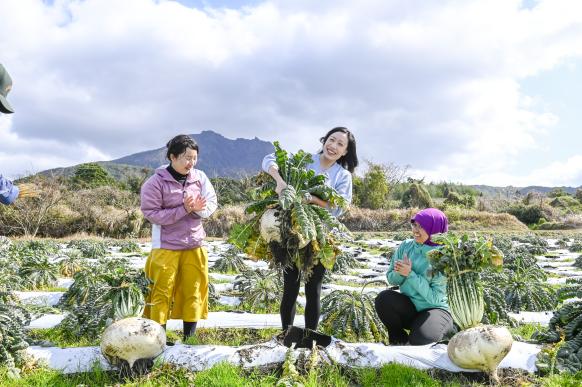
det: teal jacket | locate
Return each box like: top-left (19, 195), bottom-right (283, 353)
top-left (386, 239), bottom-right (449, 312)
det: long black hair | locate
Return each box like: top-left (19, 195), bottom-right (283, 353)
top-left (166, 134), bottom-right (199, 161)
top-left (319, 127), bottom-right (358, 173)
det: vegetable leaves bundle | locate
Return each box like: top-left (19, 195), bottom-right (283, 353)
top-left (230, 142), bottom-right (349, 278)
top-left (428, 233), bottom-right (503, 330)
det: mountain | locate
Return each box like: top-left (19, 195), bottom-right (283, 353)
top-left (111, 130), bottom-right (273, 178)
top-left (41, 130), bottom-right (274, 179)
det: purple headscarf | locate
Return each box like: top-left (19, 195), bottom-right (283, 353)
top-left (411, 208), bottom-right (448, 246)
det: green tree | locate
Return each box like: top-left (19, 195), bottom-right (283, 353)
top-left (360, 163), bottom-right (390, 209)
top-left (351, 175), bottom-right (363, 207)
top-left (353, 161), bottom-right (408, 209)
top-left (576, 188), bottom-right (582, 203)
top-left (71, 163), bottom-right (114, 188)
top-left (444, 191), bottom-right (475, 208)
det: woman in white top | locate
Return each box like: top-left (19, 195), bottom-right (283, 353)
top-left (262, 127), bottom-right (359, 331)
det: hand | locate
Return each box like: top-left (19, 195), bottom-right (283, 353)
top-left (275, 180), bottom-right (288, 195)
top-left (302, 192), bottom-right (313, 204)
top-left (17, 183), bottom-right (40, 199)
top-left (184, 194), bottom-right (206, 213)
top-left (394, 255), bottom-right (412, 277)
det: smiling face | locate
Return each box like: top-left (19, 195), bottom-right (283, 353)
top-left (321, 131), bottom-right (349, 163)
top-left (170, 148), bottom-right (197, 175)
top-left (411, 221), bottom-right (429, 244)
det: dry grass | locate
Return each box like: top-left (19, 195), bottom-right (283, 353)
top-left (342, 206), bottom-right (528, 232)
top-left (204, 205), bottom-right (247, 237)
top-left (341, 207), bottom-right (416, 231)
top-left (444, 207), bottom-right (528, 231)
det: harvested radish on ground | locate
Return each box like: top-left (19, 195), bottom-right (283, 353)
top-left (100, 317), bottom-right (165, 370)
top-left (447, 325), bottom-right (513, 383)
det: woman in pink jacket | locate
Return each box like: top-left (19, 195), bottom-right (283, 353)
top-left (140, 134), bottom-right (217, 341)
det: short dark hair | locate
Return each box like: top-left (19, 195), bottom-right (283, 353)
top-left (166, 134), bottom-right (199, 161)
top-left (319, 127), bottom-right (358, 173)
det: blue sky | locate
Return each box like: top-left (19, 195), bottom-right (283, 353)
top-left (519, 60), bottom-right (582, 170)
top-left (1, 0), bottom-right (582, 187)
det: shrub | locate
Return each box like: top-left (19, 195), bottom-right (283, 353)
top-left (443, 191), bottom-right (476, 209)
top-left (401, 180), bottom-right (433, 209)
top-left (505, 203), bottom-right (555, 225)
top-left (70, 163), bottom-right (114, 188)
top-left (550, 195), bottom-right (581, 210)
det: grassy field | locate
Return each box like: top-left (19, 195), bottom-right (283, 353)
top-left (3, 361), bottom-right (582, 386)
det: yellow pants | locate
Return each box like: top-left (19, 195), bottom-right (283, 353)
top-left (143, 247), bottom-right (209, 324)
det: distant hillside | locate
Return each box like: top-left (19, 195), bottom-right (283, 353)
top-left (471, 185), bottom-right (580, 197)
top-left (41, 162), bottom-right (152, 181)
top-left (41, 130), bottom-right (274, 179)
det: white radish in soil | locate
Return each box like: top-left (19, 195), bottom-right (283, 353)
top-left (100, 317), bottom-right (166, 368)
top-left (447, 325), bottom-right (513, 383)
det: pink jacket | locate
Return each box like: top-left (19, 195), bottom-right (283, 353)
top-left (140, 167), bottom-right (217, 250)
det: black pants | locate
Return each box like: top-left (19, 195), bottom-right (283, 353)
top-left (374, 290), bottom-right (454, 345)
top-left (280, 263), bottom-right (326, 331)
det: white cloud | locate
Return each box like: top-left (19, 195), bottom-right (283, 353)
top-left (519, 155), bottom-right (582, 187)
top-left (0, 0), bottom-right (581, 185)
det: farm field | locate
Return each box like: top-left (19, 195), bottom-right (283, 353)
top-left (2, 231), bottom-right (582, 386)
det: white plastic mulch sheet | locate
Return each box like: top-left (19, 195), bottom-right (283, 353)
top-left (27, 346), bottom-right (112, 374)
top-left (508, 311), bottom-right (554, 325)
top-left (26, 339), bottom-right (540, 375)
top-left (15, 291), bottom-right (64, 307)
top-left (325, 340), bottom-right (540, 373)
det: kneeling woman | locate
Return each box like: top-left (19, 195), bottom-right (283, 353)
top-left (375, 208), bottom-right (454, 345)
top-left (140, 135), bottom-right (217, 341)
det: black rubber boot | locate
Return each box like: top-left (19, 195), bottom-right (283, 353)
top-left (283, 326), bottom-right (305, 348)
top-left (183, 321), bottom-right (198, 341)
top-left (283, 326), bottom-right (332, 348)
top-left (302, 328), bottom-right (332, 348)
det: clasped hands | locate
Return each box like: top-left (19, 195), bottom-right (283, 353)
top-left (394, 255), bottom-right (412, 277)
top-left (184, 194), bottom-right (206, 213)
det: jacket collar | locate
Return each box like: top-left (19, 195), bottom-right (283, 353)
top-left (155, 165), bottom-right (200, 183)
